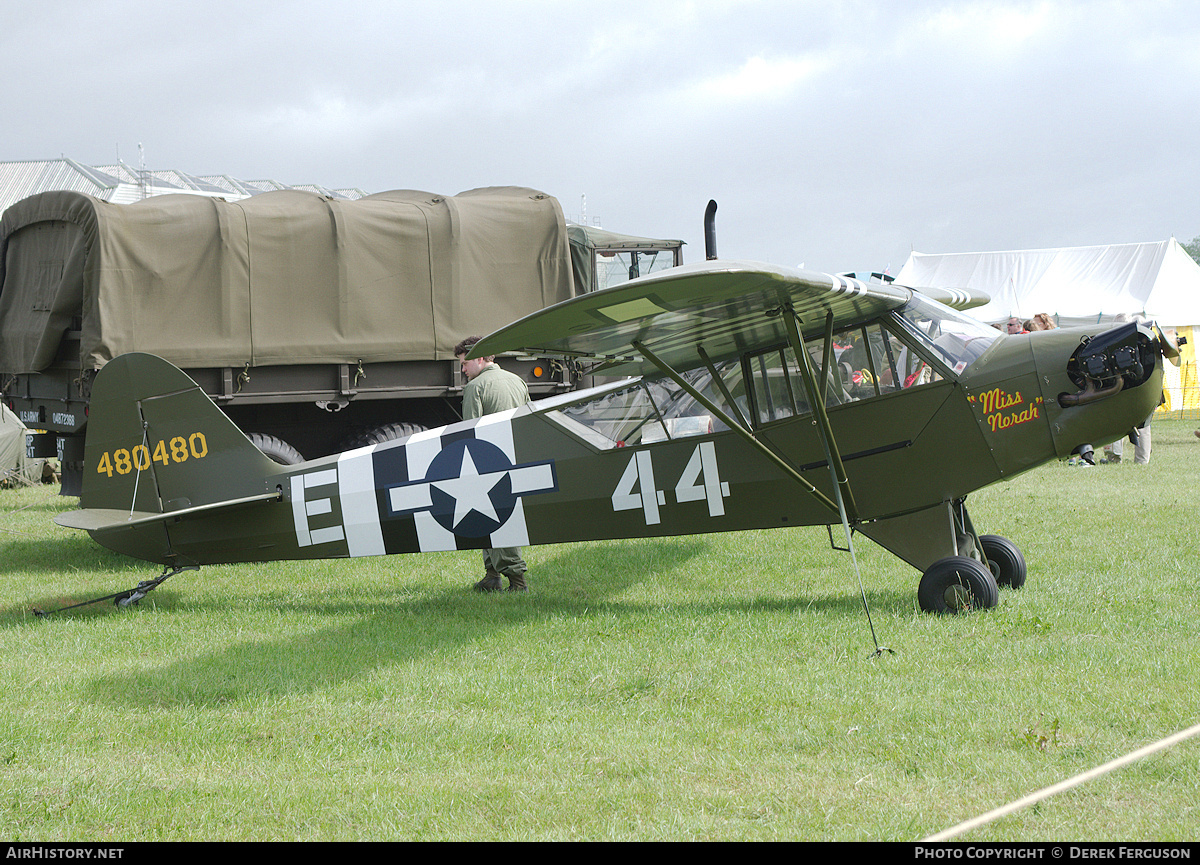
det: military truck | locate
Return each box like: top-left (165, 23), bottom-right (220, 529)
top-left (0, 187), bottom-right (683, 494)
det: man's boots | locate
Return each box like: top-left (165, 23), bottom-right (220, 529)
top-left (473, 569), bottom-right (503, 592)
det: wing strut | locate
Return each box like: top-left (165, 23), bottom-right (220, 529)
top-left (697, 345), bottom-right (751, 430)
top-left (779, 304), bottom-right (858, 522)
top-left (630, 340), bottom-right (841, 517)
top-left (779, 299), bottom-right (892, 659)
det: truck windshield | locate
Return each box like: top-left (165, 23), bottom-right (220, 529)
top-left (892, 295), bottom-right (1000, 376)
top-left (594, 248), bottom-right (680, 290)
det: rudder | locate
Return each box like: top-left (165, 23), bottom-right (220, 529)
top-left (80, 352), bottom-right (281, 515)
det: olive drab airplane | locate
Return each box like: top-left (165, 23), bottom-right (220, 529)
top-left (53, 251), bottom-right (1178, 614)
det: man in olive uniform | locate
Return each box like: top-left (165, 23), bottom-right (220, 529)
top-left (454, 336), bottom-right (532, 592)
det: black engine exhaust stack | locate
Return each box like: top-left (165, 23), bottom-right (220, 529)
top-left (704, 200), bottom-right (718, 260)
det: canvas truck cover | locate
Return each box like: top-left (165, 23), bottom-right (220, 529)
top-left (0, 187), bottom-right (573, 373)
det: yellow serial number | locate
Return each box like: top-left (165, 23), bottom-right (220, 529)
top-left (96, 433), bottom-right (209, 477)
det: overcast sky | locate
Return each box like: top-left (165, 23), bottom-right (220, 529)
top-left (3, 0), bottom-right (1198, 274)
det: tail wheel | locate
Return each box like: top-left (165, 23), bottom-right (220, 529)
top-left (247, 433), bottom-right (305, 465)
top-left (980, 534), bottom-right (1027, 589)
top-left (918, 556), bottom-right (1000, 614)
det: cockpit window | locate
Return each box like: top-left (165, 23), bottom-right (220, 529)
top-left (741, 316), bottom-right (945, 426)
top-left (892, 295), bottom-right (999, 375)
top-left (545, 362), bottom-right (741, 449)
top-left (748, 346), bottom-right (807, 423)
top-left (542, 294), bottom-right (998, 446)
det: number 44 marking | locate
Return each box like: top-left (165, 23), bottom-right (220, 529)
top-left (612, 442), bottom-right (730, 525)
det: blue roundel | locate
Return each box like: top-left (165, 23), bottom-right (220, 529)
top-left (425, 438), bottom-right (518, 538)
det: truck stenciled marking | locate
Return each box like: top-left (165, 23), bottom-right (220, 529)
top-left (95, 433), bottom-right (209, 477)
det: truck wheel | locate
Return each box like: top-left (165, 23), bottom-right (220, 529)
top-left (247, 433), bottom-right (305, 465)
top-left (344, 422), bottom-right (427, 450)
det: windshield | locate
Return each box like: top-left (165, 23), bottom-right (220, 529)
top-left (893, 295), bottom-right (1000, 375)
top-left (594, 248), bottom-right (679, 290)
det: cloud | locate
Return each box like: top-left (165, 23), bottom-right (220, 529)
top-left (688, 53), bottom-right (835, 105)
top-left (918, 1), bottom-right (1057, 53)
top-left (4, 1), bottom-right (1200, 273)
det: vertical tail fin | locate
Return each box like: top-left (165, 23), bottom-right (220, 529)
top-left (78, 352), bottom-right (281, 515)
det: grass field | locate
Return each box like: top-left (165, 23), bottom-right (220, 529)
top-left (1, 421), bottom-right (1198, 841)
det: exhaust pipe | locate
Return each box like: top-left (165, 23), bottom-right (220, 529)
top-left (1059, 376), bottom-right (1124, 407)
top-left (704, 200), bottom-right (718, 260)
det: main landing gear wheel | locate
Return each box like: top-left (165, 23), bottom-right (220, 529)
top-left (980, 534), bottom-right (1027, 589)
top-left (918, 556), bottom-right (1000, 614)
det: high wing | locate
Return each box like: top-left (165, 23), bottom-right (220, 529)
top-left (914, 286), bottom-right (992, 311)
top-left (470, 260), bottom-right (986, 377)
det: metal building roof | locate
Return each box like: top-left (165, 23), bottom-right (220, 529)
top-left (0, 157), bottom-right (367, 213)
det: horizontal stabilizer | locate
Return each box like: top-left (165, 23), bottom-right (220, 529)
top-left (55, 491), bottom-right (282, 534)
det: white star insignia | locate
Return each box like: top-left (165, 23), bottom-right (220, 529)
top-left (429, 447), bottom-right (505, 529)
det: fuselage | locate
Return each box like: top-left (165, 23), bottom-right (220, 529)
top-left (83, 311), bottom-right (1164, 571)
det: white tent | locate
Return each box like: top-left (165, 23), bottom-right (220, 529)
top-left (1, 401), bottom-right (32, 485)
top-left (896, 239), bottom-right (1200, 418)
top-left (895, 239), bottom-right (1200, 328)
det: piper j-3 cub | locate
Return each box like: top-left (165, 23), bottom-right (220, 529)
top-left (54, 230), bottom-right (1176, 615)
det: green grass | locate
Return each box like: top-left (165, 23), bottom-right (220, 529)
top-left (1, 421), bottom-right (1198, 841)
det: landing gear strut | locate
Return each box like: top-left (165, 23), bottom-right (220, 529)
top-left (916, 500), bottom-right (1028, 613)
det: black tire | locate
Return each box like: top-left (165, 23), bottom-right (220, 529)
top-left (918, 555), bottom-right (1000, 614)
top-left (247, 433), bottom-right (305, 465)
top-left (344, 422), bottom-right (427, 450)
top-left (980, 534), bottom-right (1027, 589)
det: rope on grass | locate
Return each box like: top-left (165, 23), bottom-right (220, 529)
top-left (922, 720), bottom-right (1200, 841)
